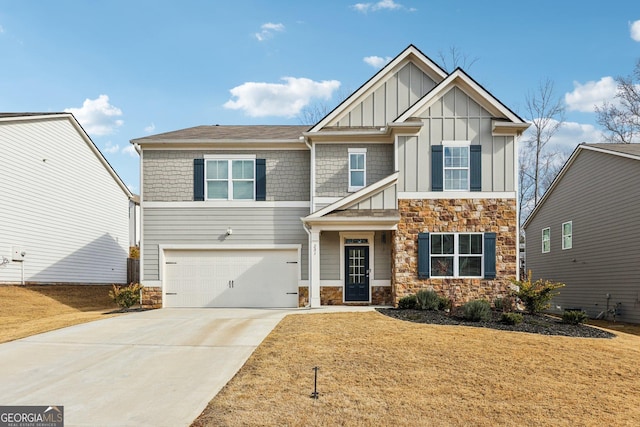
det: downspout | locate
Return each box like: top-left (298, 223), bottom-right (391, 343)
top-left (302, 221), bottom-right (312, 308)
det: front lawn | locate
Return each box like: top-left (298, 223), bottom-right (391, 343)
top-left (192, 311), bottom-right (640, 426)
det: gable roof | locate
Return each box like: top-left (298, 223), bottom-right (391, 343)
top-left (522, 143), bottom-right (640, 229)
top-left (132, 125), bottom-right (310, 144)
top-left (309, 45), bottom-right (448, 132)
top-left (0, 112), bottom-right (134, 200)
top-left (395, 67), bottom-right (528, 131)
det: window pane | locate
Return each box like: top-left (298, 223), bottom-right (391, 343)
top-left (471, 234), bottom-right (482, 254)
top-left (232, 160), bottom-right (254, 179)
top-left (459, 234), bottom-right (471, 254)
top-left (563, 222), bottom-right (571, 235)
top-left (444, 147), bottom-right (468, 167)
top-left (563, 236), bottom-right (572, 249)
top-left (445, 169), bottom-right (468, 190)
top-left (206, 160), bottom-right (228, 179)
top-left (233, 181), bottom-right (253, 199)
top-left (207, 181), bottom-right (228, 199)
top-left (350, 171), bottom-right (365, 187)
top-left (460, 256), bottom-right (482, 276)
top-left (431, 257), bottom-right (453, 276)
top-left (350, 153), bottom-right (364, 170)
top-left (431, 234), bottom-right (454, 255)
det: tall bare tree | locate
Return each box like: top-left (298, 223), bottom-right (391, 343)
top-left (437, 46), bottom-right (479, 72)
top-left (595, 59), bottom-right (640, 143)
top-left (523, 79), bottom-right (565, 207)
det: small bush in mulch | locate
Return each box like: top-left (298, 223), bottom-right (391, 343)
top-left (376, 308), bottom-right (616, 339)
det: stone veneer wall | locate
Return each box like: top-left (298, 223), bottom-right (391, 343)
top-left (393, 198), bottom-right (517, 306)
top-left (318, 286), bottom-right (392, 305)
top-left (141, 286), bottom-right (162, 309)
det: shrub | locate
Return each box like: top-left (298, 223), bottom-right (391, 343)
top-left (511, 271), bottom-right (565, 315)
top-left (416, 289), bottom-right (440, 311)
top-left (129, 246), bottom-right (140, 259)
top-left (109, 283), bottom-right (143, 310)
top-left (494, 296), bottom-right (515, 313)
top-left (462, 299), bottom-right (491, 322)
top-left (438, 296), bottom-right (452, 312)
top-left (501, 312), bottom-right (523, 325)
top-left (562, 310), bottom-right (588, 325)
top-left (397, 294), bottom-right (417, 309)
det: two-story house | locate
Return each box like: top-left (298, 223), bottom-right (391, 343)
top-left (132, 45), bottom-right (529, 309)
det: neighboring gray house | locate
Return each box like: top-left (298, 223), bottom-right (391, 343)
top-left (523, 143), bottom-right (640, 324)
top-left (0, 113), bottom-right (136, 285)
top-left (132, 45), bottom-right (529, 309)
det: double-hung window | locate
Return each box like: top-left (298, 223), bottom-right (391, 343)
top-left (444, 144), bottom-right (469, 191)
top-left (430, 233), bottom-right (483, 277)
top-left (348, 148), bottom-right (366, 192)
top-left (205, 157), bottom-right (255, 200)
top-left (562, 221), bottom-right (572, 250)
top-left (542, 227), bottom-right (550, 253)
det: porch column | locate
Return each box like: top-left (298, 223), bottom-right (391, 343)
top-left (310, 229), bottom-right (321, 308)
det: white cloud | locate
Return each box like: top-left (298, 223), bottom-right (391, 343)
top-left (0, 25), bottom-right (4, 34)
top-left (564, 77), bottom-right (618, 112)
top-left (352, 0), bottom-right (414, 13)
top-left (255, 22), bottom-right (285, 41)
top-left (363, 55), bottom-right (392, 68)
top-left (523, 119), bottom-right (604, 152)
top-left (64, 94), bottom-right (123, 136)
top-left (103, 141), bottom-right (120, 154)
top-left (223, 77), bottom-right (341, 118)
top-left (144, 122), bottom-right (155, 133)
top-left (122, 144), bottom-right (139, 157)
top-left (631, 20), bottom-right (640, 41)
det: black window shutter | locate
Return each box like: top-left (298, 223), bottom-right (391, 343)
top-left (193, 158), bottom-right (204, 201)
top-left (484, 232), bottom-right (496, 279)
top-left (418, 232), bottom-right (430, 278)
top-left (470, 145), bottom-right (482, 192)
top-left (255, 159), bottom-right (266, 201)
top-left (431, 146), bottom-right (443, 192)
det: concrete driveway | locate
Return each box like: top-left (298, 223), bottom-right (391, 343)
top-left (0, 308), bottom-right (302, 427)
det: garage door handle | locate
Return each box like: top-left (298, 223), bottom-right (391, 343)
top-left (165, 292), bottom-right (177, 295)
top-left (286, 261), bottom-right (298, 264)
top-left (286, 292), bottom-right (298, 295)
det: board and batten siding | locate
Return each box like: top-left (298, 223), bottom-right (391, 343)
top-left (319, 231), bottom-right (391, 281)
top-left (397, 87), bottom-right (515, 193)
top-left (142, 206), bottom-right (310, 281)
top-left (0, 117), bottom-right (130, 284)
top-left (334, 62), bottom-right (436, 127)
top-left (143, 149), bottom-right (310, 202)
top-left (525, 149), bottom-right (640, 324)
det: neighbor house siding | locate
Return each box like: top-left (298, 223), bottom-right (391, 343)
top-left (0, 117), bottom-right (129, 284)
top-left (143, 149), bottom-right (310, 202)
top-left (315, 144), bottom-right (394, 197)
top-left (397, 87), bottom-right (515, 193)
top-left (142, 206), bottom-right (309, 281)
top-left (525, 149), bottom-right (640, 324)
top-left (334, 62), bottom-right (437, 127)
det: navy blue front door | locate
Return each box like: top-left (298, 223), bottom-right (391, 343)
top-left (344, 246), bottom-right (369, 302)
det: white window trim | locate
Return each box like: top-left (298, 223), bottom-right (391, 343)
top-left (204, 155), bottom-right (256, 201)
top-left (430, 232), bottom-right (483, 278)
top-left (562, 221), bottom-right (572, 250)
top-left (442, 141), bottom-right (471, 192)
top-left (542, 227), bottom-right (550, 253)
top-left (348, 148), bottom-right (367, 192)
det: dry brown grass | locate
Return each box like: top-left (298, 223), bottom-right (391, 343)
top-left (0, 285), bottom-right (120, 343)
top-left (193, 312), bottom-right (640, 427)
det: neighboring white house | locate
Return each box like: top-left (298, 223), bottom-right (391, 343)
top-left (0, 113), bottom-right (136, 285)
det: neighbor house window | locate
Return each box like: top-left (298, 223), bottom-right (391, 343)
top-left (348, 148), bottom-right (366, 192)
top-left (205, 157), bottom-right (255, 200)
top-left (562, 221), bottom-right (572, 250)
top-left (443, 144), bottom-right (469, 191)
top-left (542, 228), bottom-right (550, 253)
top-left (430, 233), bottom-right (483, 277)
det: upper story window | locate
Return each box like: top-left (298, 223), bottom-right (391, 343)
top-left (542, 227), bottom-right (550, 253)
top-left (444, 144), bottom-right (470, 191)
top-left (562, 221), bottom-right (572, 250)
top-left (205, 156), bottom-right (255, 200)
top-left (430, 233), bottom-right (483, 278)
top-left (348, 148), bottom-right (367, 192)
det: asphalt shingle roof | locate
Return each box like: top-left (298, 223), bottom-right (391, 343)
top-left (132, 125), bottom-right (311, 142)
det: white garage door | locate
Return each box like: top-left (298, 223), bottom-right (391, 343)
top-left (163, 248), bottom-right (299, 308)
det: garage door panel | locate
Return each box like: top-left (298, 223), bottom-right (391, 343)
top-left (163, 249), bottom-right (298, 308)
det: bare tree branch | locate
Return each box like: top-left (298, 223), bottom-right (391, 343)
top-left (436, 46), bottom-right (479, 72)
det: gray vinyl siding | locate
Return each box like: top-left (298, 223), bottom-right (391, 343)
top-left (315, 144), bottom-right (394, 197)
top-left (524, 149), bottom-right (640, 324)
top-left (143, 149), bottom-right (309, 202)
top-left (319, 231), bottom-right (391, 281)
top-left (347, 184), bottom-right (397, 210)
top-left (397, 87), bottom-right (515, 192)
top-left (335, 62), bottom-right (436, 127)
top-left (143, 206), bottom-right (309, 281)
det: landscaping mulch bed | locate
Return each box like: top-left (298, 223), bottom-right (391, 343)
top-left (377, 308), bottom-right (616, 339)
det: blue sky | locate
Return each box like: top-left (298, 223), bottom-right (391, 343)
top-left (1, 1), bottom-right (639, 193)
